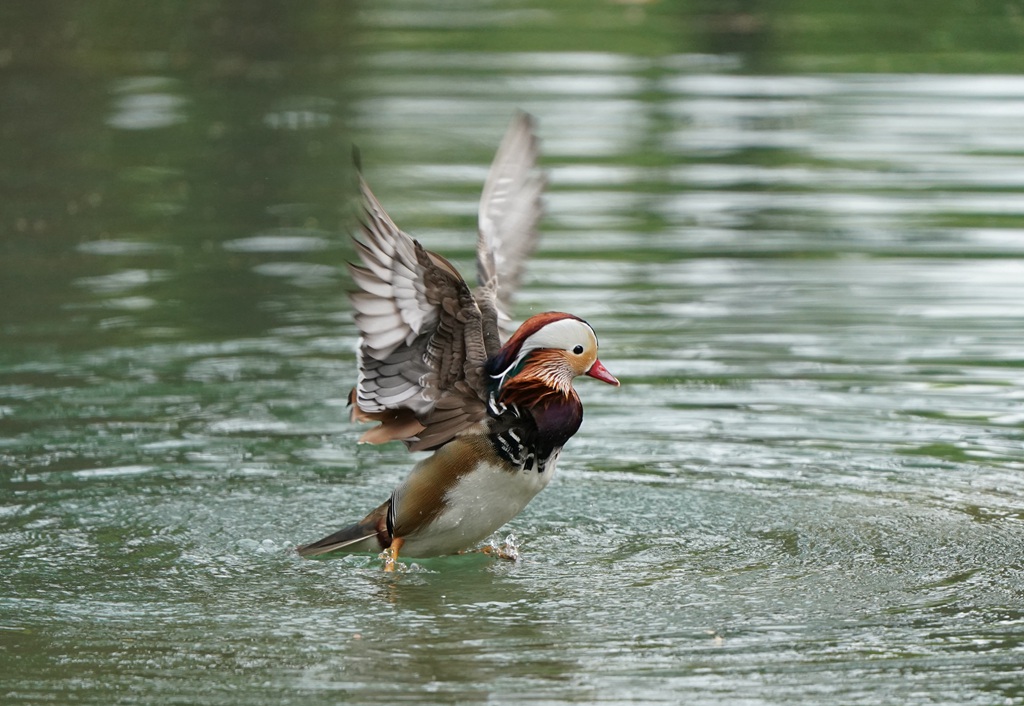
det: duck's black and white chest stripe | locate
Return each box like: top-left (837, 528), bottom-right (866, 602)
top-left (487, 398), bottom-right (567, 475)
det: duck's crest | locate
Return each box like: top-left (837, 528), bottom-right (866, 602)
top-left (485, 311), bottom-right (584, 386)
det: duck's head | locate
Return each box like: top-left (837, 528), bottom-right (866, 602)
top-left (487, 312), bottom-right (619, 394)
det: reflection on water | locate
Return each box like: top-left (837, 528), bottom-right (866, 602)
top-left (3, 2), bottom-right (1024, 705)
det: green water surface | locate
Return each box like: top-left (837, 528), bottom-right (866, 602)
top-left (3, 2), bottom-right (1024, 704)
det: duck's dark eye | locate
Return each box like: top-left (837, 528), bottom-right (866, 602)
top-left (572, 345), bottom-right (584, 355)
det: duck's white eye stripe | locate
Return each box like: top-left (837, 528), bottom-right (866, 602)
top-left (521, 318), bottom-right (596, 352)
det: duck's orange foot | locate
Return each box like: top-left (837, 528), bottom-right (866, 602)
top-left (381, 537), bottom-right (404, 572)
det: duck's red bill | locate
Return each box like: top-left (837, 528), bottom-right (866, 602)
top-left (586, 359), bottom-right (620, 386)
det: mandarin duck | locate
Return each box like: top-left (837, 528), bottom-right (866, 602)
top-left (297, 112), bottom-right (619, 569)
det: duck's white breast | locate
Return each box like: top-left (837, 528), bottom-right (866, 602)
top-left (401, 451), bottom-right (560, 557)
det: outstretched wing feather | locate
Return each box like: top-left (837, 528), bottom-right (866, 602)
top-left (349, 173), bottom-right (491, 450)
top-left (476, 111), bottom-right (545, 345)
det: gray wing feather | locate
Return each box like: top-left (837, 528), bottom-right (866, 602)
top-left (347, 113), bottom-right (542, 450)
top-left (350, 173), bottom-right (491, 450)
top-left (476, 111), bottom-right (545, 343)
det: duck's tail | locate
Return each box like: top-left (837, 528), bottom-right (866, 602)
top-left (296, 501), bottom-right (389, 557)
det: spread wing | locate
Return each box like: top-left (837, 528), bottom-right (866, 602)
top-left (476, 111), bottom-right (545, 344)
top-left (349, 174), bottom-right (491, 451)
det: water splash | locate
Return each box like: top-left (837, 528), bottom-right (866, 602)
top-left (483, 533), bottom-right (521, 562)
